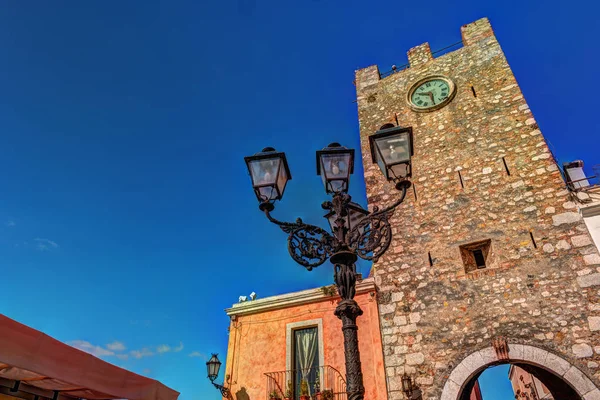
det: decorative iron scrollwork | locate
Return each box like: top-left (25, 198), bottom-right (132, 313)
top-left (263, 211), bottom-right (334, 270)
top-left (348, 184), bottom-right (407, 261)
top-left (286, 223), bottom-right (334, 270)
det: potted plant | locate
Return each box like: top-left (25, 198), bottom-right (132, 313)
top-left (284, 381), bottom-right (293, 400)
top-left (313, 373), bottom-right (321, 400)
top-left (299, 379), bottom-right (310, 400)
top-left (321, 389), bottom-right (334, 400)
top-left (269, 390), bottom-right (282, 400)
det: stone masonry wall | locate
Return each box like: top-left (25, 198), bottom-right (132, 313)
top-left (354, 18), bottom-right (600, 400)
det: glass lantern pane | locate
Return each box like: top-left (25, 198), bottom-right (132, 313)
top-left (248, 157), bottom-right (281, 187)
top-left (373, 148), bottom-right (388, 180)
top-left (257, 186), bottom-right (277, 201)
top-left (348, 209), bottom-right (366, 233)
top-left (276, 160), bottom-right (288, 197)
top-left (326, 213), bottom-right (337, 232)
top-left (390, 163), bottom-right (410, 179)
top-left (249, 157), bottom-right (282, 201)
top-left (320, 153), bottom-right (350, 193)
top-left (374, 134), bottom-right (410, 164)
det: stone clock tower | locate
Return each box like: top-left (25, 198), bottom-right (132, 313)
top-left (355, 18), bottom-right (600, 400)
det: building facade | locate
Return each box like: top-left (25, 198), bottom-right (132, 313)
top-left (509, 364), bottom-right (554, 399)
top-left (223, 278), bottom-right (387, 400)
top-left (355, 17), bottom-right (600, 400)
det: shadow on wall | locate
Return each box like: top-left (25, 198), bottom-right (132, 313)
top-left (235, 387), bottom-right (250, 400)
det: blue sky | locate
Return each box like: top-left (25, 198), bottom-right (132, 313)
top-left (1, 1), bottom-right (598, 399)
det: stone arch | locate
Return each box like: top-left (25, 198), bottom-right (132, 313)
top-left (440, 343), bottom-right (600, 400)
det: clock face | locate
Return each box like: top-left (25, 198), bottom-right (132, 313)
top-left (408, 77), bottom-right (454, 110)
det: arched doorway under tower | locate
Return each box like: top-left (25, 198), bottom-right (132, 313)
top-left (440, 341), bottom-right (600, 400)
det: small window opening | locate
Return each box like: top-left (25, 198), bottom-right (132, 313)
top-left (529, 231), bottom-right (537, 249)
top-left (502, 157), bottom-right (511, 176)
top-left (471, 86), bottom-right (477, 98)
top-left (459, 239), bottom-right (492, 273)
top-left (458, 170), bottom-right (465, 189)
top-left (472, 249), bottom-right (486, 268)
top-left (428, 252), bottom-right (433, 267)
top-left (413, 184), bottom-right (418, 201)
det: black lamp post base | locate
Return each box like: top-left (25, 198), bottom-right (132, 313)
top-left (335, 299), bottom-right (365, 400)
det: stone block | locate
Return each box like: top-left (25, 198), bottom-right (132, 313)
top-left (572, 343), bottom-right (593, 358)
top-left (552, 212), bottom-right (581, 226)
top-left (572, 235), bottom-right (593, 248)
top-left (379, 303), bottom-right (396, 314)
top-left (531, 347), bottom-right (549, 366)
top-left (584, 389), bottom-right (600, 400)
top-left (584, 254), bottom-right (600, 265)
top-left (405, 352), bottom-right (425, 365)
top-left (564, 366), bottom-right (597, 395)
top-left (544, 351), bottom-right (571, 376)
top-left (508, 344), bottom-right (524, 361)
top-left (577, 273), bottom-right (600, 288)
top-left (440, 379), bottom-right (460, 400)
top-left (589, 316), bottom-right (600, 332)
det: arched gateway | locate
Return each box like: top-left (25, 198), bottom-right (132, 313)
top-left (441, 342), bottom-right (599, 400)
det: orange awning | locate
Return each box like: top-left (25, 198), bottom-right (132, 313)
top-left (0, 314), bottom-right (179, 400)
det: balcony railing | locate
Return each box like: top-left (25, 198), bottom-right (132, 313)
top-left (264, 365), bottom-right (346, 400)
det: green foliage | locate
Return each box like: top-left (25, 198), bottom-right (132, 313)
top-left (321, 389), bottom-right (334, 400)
top-left (300, 379), bottom-right (309, 396)
top-left (285, 381), bottom-right (293, 398)
top-left (269, 390), bottom-right (281, 399)
top-left (320, 285), bottom-right (337, 296)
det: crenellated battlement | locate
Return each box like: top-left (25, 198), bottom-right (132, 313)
top-left (355, 17), bottom-right (496, 89)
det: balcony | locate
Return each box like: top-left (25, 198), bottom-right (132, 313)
top-left (264, 365), bottom-right (347, 400)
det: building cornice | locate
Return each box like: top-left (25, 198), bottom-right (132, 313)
top-left (225, 277), bottom-right (376, 317)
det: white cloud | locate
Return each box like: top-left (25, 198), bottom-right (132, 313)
top-left (156, 344), bottom-right (171, 354)
top-left (188, 351), bottom-right (207, 359)
top-left (116, 354), bottom-right (129, 360)
top-left (156, 342), bottom-right (183, 354)
top-left (68, 340), bottom-right (114, 357)
top-left (34, 238), bottom-right (59, 251)
top-left (6, 220), bottom-right (15, 227)
top-left (130, 348), bottom-right (154, 359)
top-left (106, 341), bottom-right (126, 352)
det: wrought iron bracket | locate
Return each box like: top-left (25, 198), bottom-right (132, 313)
top-left (211, 382), bottom-right (230, 398)
top-left (347, 182), bottom-right (409, 262)
top-left (262, 207), bottom-right (335, 270)
top-left (259, 181), bottom-right (409, 268)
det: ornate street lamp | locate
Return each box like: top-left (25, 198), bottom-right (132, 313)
top-left (206, 354), bottom-right (230, 398)
top-left (244, 135), bottom-right (413, 400)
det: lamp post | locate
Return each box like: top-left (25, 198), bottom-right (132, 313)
top-left (206, 354), bottom-right (230, 398)
top-left (244, 127), bottom-right (413, 400)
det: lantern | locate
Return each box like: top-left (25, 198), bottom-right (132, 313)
top-left (244, 147), bottom-right (291, 203)
top-left (206, 354), bottom-right (222, 383)
top-left (316, 143), bottom-right (355, 194)
top-left (369, 127), bottom-right (413, 183)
